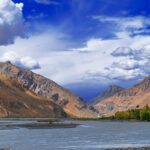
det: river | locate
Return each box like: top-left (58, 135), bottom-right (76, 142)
top-left (0, 120), bottom-right (150, 150)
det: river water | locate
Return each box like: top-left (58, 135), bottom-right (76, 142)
top-left (0, 121), bottom-right (150, 150)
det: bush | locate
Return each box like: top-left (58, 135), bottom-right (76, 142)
top-left (115, 111), bottom-right (131, 120)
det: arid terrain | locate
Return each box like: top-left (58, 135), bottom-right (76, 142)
top-left (93, 76), bottom-right (150, 116)
top-left (0, 61), bottom-right (96, 118)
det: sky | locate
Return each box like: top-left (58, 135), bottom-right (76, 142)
top-left (0, 0), bottom-right (150, 100)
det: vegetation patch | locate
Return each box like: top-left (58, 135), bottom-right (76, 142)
top-left (114, 105), bottom-right (150, 121)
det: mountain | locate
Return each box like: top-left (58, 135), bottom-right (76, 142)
top-left (0, 61), bottom-right (96, 118)
top-left (0, 71), bottom-right (66, 118)
top-left (91, 85), bottom-right (124, 105)
top-left (94, 76), bottom-right (150, 116)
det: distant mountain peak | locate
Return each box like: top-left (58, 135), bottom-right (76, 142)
top-left (102, 85), bottom-right (124, 97)
top-left (5, 61), bottom-right (11, 64)
top-left (91, 85), bottom-right (124, 105)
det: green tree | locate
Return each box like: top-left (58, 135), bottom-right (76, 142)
top-left (140, 108), bottom-right (150, 121)
top-left (129, 109), bottom-right (140, 120)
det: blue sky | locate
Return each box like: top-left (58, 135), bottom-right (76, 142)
top-left (0, 0), bottom-right (150, 100)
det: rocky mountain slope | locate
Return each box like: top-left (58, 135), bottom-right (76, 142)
top-left (0, 72), bottom-right (66, 118)
top-left (94, 76), bottom-right (150, 116)
top-left (91, 85), bottom-right (124, 105)
top-left (0, 61), bottom-right (96, 118)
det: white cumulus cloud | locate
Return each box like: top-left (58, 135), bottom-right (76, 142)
top-left (104, 45), bottom-right (150, 81)
top-left (0, 0), bottom-right (25, 45)
top-left (111, 47), bottom-right (134, 57)
top-left (0, 51), bottom-right (40, 70)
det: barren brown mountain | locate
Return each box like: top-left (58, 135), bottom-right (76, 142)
top-left (0, 61), bottom-right (96, 118)
top-left (0, 72), bottom-right (66, 118)
top-left (95, 76), bottom-right (150, 116)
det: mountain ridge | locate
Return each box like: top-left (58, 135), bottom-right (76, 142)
top-left (0, 71), bottom-right (66, 118)
top-left (0, 61), bottom-right (96, 118)
top-left (94, 75), bottom-right (150, 116)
